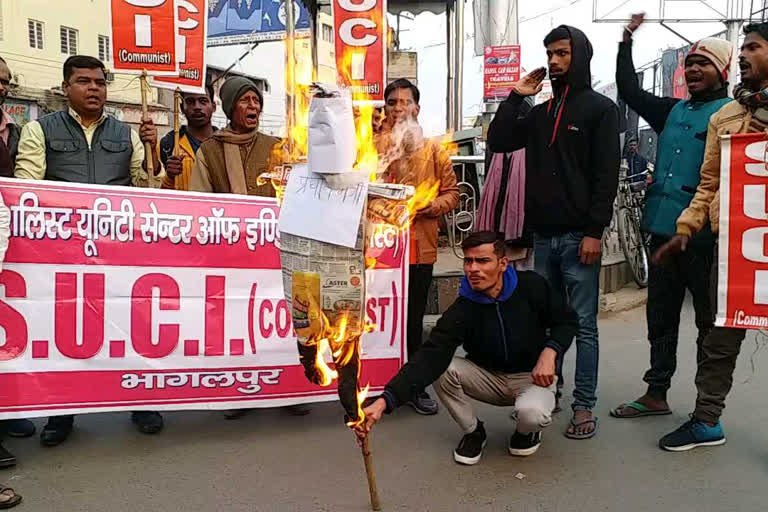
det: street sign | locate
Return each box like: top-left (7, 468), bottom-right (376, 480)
top-left (483, 45), bottom-right (521, 103)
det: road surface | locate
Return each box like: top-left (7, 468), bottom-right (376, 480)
top-left (4, 302), bottom-right (768, 511)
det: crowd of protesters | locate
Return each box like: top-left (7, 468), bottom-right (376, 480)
top-left (3, 13), bottom-right (768, 508)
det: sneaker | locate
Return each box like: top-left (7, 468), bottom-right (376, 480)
top-left (131, 411), bottom-right (164, 434)
top-left (453, 421), bottom-right (487, 465)
top-left (3, 419), bottom-right (36, 438)
top-left (659, 417), bottom-right (726, 452)
top-left (508, 430), bottom-right (542, 457)
top-left (407, 391), bottom-right (439, 415)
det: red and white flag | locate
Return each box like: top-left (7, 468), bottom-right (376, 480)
top-left (154, 0), bottom-right (208, 93)
top-left (109, 0), bottom-right (180, 76)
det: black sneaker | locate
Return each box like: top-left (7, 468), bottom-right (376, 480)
top-left (40, 415), bottom-right (74, 447)
top-left (508, 430), bottom-right (542, 456)
top-left (659, 416), bottom-right (725, 452)
top-left (407, 391), bottom-right (439, 415)
top-left (453, 421), bottom-right (487, 465)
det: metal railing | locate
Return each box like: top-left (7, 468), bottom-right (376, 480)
top-left (445, 155), bottom-right (484, 258)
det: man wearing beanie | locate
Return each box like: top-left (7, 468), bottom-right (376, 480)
top-left (610, 13), bottom-right (733, 420)
top-left (190, 76), bottom-right (280, 197)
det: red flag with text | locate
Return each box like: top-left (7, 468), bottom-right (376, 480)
top-left (109, 0), bottom-right (179, 75)
top-left (717, 133), bottom-right (768, 329)
top-left (333, 0), bottom-right (387, 103)
top-left (154, 0), bottom-right (208, 93)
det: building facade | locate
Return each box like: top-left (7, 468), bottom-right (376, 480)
top-left (0, 0), bottom-right (169, 131)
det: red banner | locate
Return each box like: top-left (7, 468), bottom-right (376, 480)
top-left (483, 45), bottom-right (521, 103)
top-left (154, 0), bottom-right (208, 93)
top-left (333, 0), bottom-right (387, 103)
top-left (109, 0), bottom-right (179, 76)
top-left (0, 179), bottom-right (407, 418)
top-left (717, 133), bottom-right (768, 329)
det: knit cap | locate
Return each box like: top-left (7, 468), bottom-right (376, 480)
top-left (688, 38), bottom-right (733, 81)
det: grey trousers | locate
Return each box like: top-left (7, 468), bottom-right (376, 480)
top-left (434, 357), bottom-right (556, 434)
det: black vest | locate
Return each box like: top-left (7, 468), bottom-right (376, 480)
top-left (38, 111), bottom-right (133, 186)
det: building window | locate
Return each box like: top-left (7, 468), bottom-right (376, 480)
top-left (321, 24), bottom-right (333, 43)
top-left (28, 20), bottom-right (44, 49)
top-left (98, 35), bottom-right (111, 62)
top-left (60, 26), bottom-right (77, 55)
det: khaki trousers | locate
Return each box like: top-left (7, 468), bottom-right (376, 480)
top-left (434, 357), bottom-right (556, 434)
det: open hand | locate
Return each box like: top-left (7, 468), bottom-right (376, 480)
top-left (652, 234), bottom-right (689, 265)
top-left (579, 236), bottom-right (602, 265)
top-left (512, 68), bottom-right (547, 97)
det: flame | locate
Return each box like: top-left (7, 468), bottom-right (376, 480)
top-left (346, 383), bottom-right (370, 428)
top-left (314, 338), bottom-right (338, 386)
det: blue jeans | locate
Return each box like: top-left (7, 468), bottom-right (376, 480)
top-left (534, 231), bottom-right (600, 411)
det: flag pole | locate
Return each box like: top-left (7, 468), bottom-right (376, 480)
top-left (140, 69), bottom-right (154, 175)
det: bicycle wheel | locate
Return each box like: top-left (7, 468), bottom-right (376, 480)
top-left (617, 207), bottom-right (649, 287)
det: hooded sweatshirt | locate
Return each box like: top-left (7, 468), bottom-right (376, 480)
top-left (381, 267), bottom-right (578, 411)
top-left (487, 26), bottom-right (620, 239)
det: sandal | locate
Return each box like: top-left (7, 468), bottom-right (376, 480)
top-left (610, 401), bottom-right (672, 418)
top-left (0, 487), bottom-right (22, 509)
top-left (564, 416), bottom-right (599, 440)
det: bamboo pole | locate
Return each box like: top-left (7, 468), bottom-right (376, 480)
top-left (173, 87), bottom-right (181, 158)
top-left (360, 435), bottom-right (381, 511)
top-left (139, 69), bottom-right (154, 176)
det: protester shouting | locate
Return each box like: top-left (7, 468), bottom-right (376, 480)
top-left (487, 25), bottom-right (620, 439)
top-left (189, 76), bottom-right (280, 197)
top-left (0, 56), bottom-right (20, 178)
top-left (188, 76), bottom-right (308, 417)
top-left (611, 13), bottom-right (734, 420)
top-left (160, 84), bottom-right (217, 191)
top-left (355, 231), bottom-right (578, 465)
top-left (654, 22), bottom-right (768, 452)
top-left (13, 55), bottom-right (165, 446)
top-left (374, 79), bottom-right (459, 415)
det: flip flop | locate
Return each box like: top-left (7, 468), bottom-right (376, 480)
top-left (564, 416), bottom-right (599, 440)
top-left (0, 487), bottom-right (22, 509)
top-left (610, 401), bottom-right (672, 418)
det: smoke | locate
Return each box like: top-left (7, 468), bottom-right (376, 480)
top-left (375, 118), bottom-right (425, 179)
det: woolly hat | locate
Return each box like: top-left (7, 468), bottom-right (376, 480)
top-left (219, 76), bottom-right (263, 119)
top-left (688, 38), bottom-right (734, 82)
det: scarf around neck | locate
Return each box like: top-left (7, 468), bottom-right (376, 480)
top-left (211, 126), bottom-right (258, 195)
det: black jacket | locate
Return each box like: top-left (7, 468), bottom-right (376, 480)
top-left (487, 26), bottom-right (620, 239)
top-left (382, 268), bottom-right (578, 411)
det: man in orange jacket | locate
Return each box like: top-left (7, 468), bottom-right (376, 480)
top-left (376, 79), bottom-right (460, 414)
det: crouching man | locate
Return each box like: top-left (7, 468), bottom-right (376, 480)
top-left (354, 231), bottom-right (578, 465)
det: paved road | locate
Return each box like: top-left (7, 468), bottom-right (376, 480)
top-left (4, 302), bottom-right (768, 511)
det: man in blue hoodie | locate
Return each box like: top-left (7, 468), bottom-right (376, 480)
top-left (354, 231), bottom-right (578, 465)
top-left (610, 13), bottom-right (733, 419)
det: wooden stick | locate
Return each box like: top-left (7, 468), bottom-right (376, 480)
top-left (361, 435), bottom-right (382, 511)
top-left (139, 70), bottom-right (154, 176)
top-left (173, 88), bottom-right (181, 158)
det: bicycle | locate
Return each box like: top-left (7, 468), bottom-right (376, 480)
top-left (615, 162), bottom-right (650, 288)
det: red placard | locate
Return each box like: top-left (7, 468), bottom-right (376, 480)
top-left (0, 178), bottom-right (408, 418)
top-left (333, 0), bottom-right (387, 103)
top-left (483, 45), bottom-right (521, 103)
top-left (109, 0), bottom-right (179, 76)
top-left (717, 133), bottom-right (768, 329)
top-left (154, 0), bottom-right (208, 93)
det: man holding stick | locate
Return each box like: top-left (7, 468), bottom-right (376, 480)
top-left (355, 232), bottom-right (578, 465)
top-left (160, 84), bottom-right (216, 191)
top-left (13, 55), bottom-right (165, 446)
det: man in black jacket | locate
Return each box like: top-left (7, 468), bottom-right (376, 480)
top-left (355, 232), bottom-right (578, 465)
top-left (487, 25), bottom-right (620, 439)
